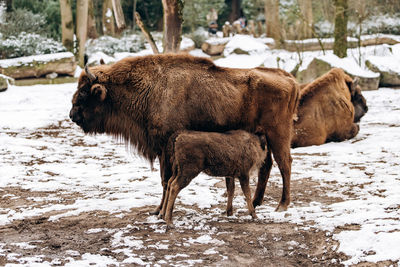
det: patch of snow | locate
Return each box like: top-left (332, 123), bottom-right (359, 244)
top-left (223, 34), bottom-right (269, 57)
top-left (189, 49), bottom-right (211, 58)
top-left (180, 36), bottom-right (195, 50)
top-left (366, 55), bottom-right (400, 73)
top-left (301, 53), bottom-right (380, 78)
top-left (0, 52), bottom-right (74, 68)
top-left (215, 54), bottom-right (267, 69)
top-left (87, 51), bottom-right (115, 66)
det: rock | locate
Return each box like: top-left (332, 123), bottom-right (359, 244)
top-left (223, 35), bottom-right (269, 57)
top-left (0, 74), bottom-right (14, 92)
top-left (0, 52), bottom-right (77, 79)
top-left (366, 56), bottom-right (400, 87)
top-left (201, 37), bottom-right (230, 56)
top-left (296, 55), bottom-right (380, 91)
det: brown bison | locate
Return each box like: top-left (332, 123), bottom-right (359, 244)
top-left (69, 54), bottom-right (299, 215)
top-left (291, 68), bottom-right (368, 148)
top-left (161, 130), bottom-right (267, 226)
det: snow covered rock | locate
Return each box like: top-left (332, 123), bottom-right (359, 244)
top-left (0, 74), bottom-right (13, 92)
top-left (0, 52), bottom-right (76, 79)
top-left (365, 44), bottom-right (400, 87)
top-left (180, 37), bottom-right (195, 52)
top-left (201, 37), bottom-right (230, 56)
top-left (296, 54), bottom-right (380, 90)
top-left (223, 35), bottom-right (269, 57)
top-left (366, 56), bottom-right (400, 87)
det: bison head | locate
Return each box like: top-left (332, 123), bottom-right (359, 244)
top-left (69, 65), bottom-right (108, 133)
top-left (349, 78), bottom-right (368, 123)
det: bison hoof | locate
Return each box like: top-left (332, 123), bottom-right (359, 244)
top-left (226, 209), bottom-right (233, 217)
top-left (149, 209), bottom-right (160, 216)
top-left (275, 203), bottom-right (288, 212)
top-left (252, 199), bottom-right (263, 208)
top-left (251, 213), bottom-right (258, 219)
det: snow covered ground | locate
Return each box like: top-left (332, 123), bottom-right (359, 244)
top-left (0, 79), bottom-right (399, 265)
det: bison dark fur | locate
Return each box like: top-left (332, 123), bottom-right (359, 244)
top-left (69, 54), bottom-right (300, 214)
top-left (161, 130), bottom-right (267, 225)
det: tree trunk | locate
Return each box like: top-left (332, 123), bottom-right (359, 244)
top-left (59, 0), bottom-right (74, 52)
top-left (102, 0), bottom-right (115, 36)
top-left (333, 0), bottom-right (348, 58)
top-left (265, 0), bottom-right (281, 42)
top-left (112, 0), bottom-right (126, 31)
top-left (5, 0), bottom-right (12, 12)
top-left (298, 0), bottom-right (313, 39)
top-left (87, 0), bottom-right (98, 39)
top-left (162, 0), bottom-right (183, 53)
top-left (76, 0), bottom-right (89, 67)
top-left (132, 0), bottom-right (137, 29)
top-left (229, 0), bottom-right (241, 23)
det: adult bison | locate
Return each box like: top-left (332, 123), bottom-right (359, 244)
top-left (291, 68), bottom-right (368, 148)
top-left (69, 54), bottom-right (299, 214)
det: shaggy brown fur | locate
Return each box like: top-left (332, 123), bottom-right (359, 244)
top-left (69, 53), bottom-right (300, 215)
top-left (292, 68), bottom-right (367, 148)
top-left (160, 130), bottom-right (267, 225)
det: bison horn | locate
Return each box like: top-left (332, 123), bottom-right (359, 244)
top-left (85, 64), bottom-right (97, 82)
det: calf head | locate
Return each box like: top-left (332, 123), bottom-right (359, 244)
top-left (348, 77), bottom-right (368, 122)
top-left (69, 65), bottom-right (109, 133)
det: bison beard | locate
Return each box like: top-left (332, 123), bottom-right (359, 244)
top-left (69, 54), bottom-right (300, 214)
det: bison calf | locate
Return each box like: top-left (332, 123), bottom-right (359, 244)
top-left (160, 130), bottom-right (267, 226)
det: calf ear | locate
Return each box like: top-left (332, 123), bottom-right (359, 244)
top-left (90, 84), bottom-right (107, 102)
top-left (351, 77), bottom-right (360, 96)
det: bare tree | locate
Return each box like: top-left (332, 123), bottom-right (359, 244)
top-left (59, 0), bottom-right (74, 52)
top-left (76, 0), bottom-right (89, 67)
top-left (298, 0), bottom-right (313, 39)
top-left (102, 0), bottom-right (115, 36)
top-left (229, 0), bottom-right (241, 23)
top-left (112, 0), bottom-right (126, 32)
top-left (87, 0), bottom-right (98, 39)
top-left (265, 0), bottom-right (281, 42)
top-left (333, 0), bottom-right (348, 58)
top-left (162, 0), bottom-right (183, 53)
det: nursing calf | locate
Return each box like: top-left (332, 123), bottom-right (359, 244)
top-left (160, 130), bottom-right (267, 226)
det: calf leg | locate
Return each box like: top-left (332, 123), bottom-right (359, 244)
top-left (225, 177), bottom-right (235, 216)
top-left (164, 172), bottom-right (194, 226)
top-left (252, 149), bottom-right (273, 208)
top-left (239, 175), bottom-right (257, 219)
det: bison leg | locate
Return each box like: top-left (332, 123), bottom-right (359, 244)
top-left (150, 150), bottom-right (173, 215)
top-left (252, 149), bottom-right (273, 208)
top-left (159, 175), bottom-right (176, 219)
top-left (164, 172), bottom-right (194, 227)
top-left (239, 175), bottom-right (257, 219)
top-left (225, 177), bottom-right (235, 216)
top-left (265, 125), bottom-right (293, 212)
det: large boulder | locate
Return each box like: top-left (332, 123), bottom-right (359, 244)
top-left (0, 52), bottom-right (77, 79)
top-left (0, 74), bottom-right (14, 92)
top-left (366, 57), bottom-right (400, 87)
top-left (223, 34), bottom-right (269, 57)
top-left (296, 54), bottom-right (380, 90)
top-left (201, 37), bottom-right (230, 56)
top-left (365, 44), bottom-right (400, 87)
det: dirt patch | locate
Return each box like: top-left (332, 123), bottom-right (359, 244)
top-left (0, 199), bottom-right (348, 266)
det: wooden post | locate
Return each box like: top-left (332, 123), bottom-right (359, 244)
top-left (102, 0), bottom-right (115, 36)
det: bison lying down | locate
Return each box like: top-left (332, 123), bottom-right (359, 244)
top-left (292, 68), bottom-right (368, 148)
top-left (161, 130), bottom-right (267, 225)
top-left (69, 54), bottom-right (299, 217)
